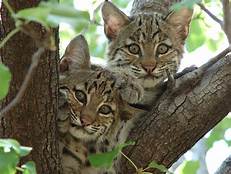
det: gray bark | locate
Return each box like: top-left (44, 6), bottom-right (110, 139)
top-left (120, 55), bottom-right (231, 173)
top-left (0, 1), bottom-right (60, 173)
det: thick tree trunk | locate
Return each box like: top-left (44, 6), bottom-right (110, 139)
top-left (118, 0), bottom-right (231, 173)
top-left (0, 1), bottom-right (60, 174)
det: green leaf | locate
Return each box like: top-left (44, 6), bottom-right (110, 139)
top-left (40, 2), bottom-right (90, 31)
top-left (112, 0), bottom-right (130, 8)
top-left (14, 7), bottom-right (52, 29)
top-left (0, 139), bottom-right (21, 154)
top-left (0, 64), bottom-right (11, 100)
top-left (88, 141), bottom-right (135, 168)
top-left (40, 2), bottom-right (89, 20)
top-left (22, 161), bottom-right (36, 174)
top-left (148, 161), bottom-right (173, 174)
top-left (14, 2), bottom-right (90, 31)
top-left (0, 147), bottom-right (19, 174)
top-left (0, 139), bottom-right (32, 157)
top-left (19, 146), bottom-right (32, 157)
top-left (171, 0), bottom-right (201, 10)
top-left (181, 160), bottom-right (200, 174)
top-left (186, 19), bottom-right (206, 52)
top-left (60, 0), bottom-right (73, 6)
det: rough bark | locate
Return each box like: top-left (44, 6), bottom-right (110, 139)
top-left (0, 1), bottom-right (60, 174)
top-left (118, 0), bottom-right (231, 173)
top-left (120, 52), bottom-right (231, 174)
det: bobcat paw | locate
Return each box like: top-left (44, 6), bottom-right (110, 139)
top-left (115, 74), bottom-right (144, 104)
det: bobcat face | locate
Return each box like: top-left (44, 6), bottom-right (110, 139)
top-left (102, 1), bottom-right (193, 88)
top-left (61, 71), bottom-right (120, 141)
top-left (107, 14), bottom-right (180, 88)
top-left (58, 35), bottom-right (138, 142)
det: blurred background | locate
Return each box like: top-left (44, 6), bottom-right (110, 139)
top-left (59, 0), bottom-right (231, 173)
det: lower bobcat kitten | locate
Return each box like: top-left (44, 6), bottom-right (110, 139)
top-left (58, 35), bottom-right (143, 174)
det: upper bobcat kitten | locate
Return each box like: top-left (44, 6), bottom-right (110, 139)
top-left (58, 35), bottom-right (142, 174)
top-left (102, 1), bottom-right (193, 105)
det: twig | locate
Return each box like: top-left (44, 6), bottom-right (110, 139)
top-left (0, 28), bottom-right (20, 49)
top-left (0, 47), bottom-right (45, 118)
top-left (81, 1), bottom-right (103, 34)
top-left (172, 46), bottom-right (231, 94)
top-left (222, 0), bottom-right (231, 43)
top-left (120, 151), bottom-right (138, 171)
top-left (197, 3), bottom-right (223, 28)
top-left (200, 45), bottom-right (231, 72)
top-left (16, 167), bottom-right (24, 172)
top-left (2, 0), bottom-right (15, 16)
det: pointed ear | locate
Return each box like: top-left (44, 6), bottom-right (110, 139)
top-left (119, 101), bottom-right (143, 121)
top-left (59, 35), bottom-right (90, 73)
top-left (167, 8), bottom-right (193, 42)
top-left (101, 1), bottom-right (130, 40)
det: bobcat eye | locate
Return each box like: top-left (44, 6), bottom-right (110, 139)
top-left (75, 90), bottom-right (87, 104)
top-left (98, 105), bottom-right (112, 115)
top-left (128, 44), bottom-right (140, 54)
top-left (157, 44), bottom-right (169, 55)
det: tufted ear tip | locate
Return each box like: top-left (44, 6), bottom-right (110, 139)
top-left (59, 35), bottom-right (91, 74)
top-left (102, 1), bottom-right (130, 40)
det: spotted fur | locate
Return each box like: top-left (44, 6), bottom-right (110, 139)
top-left (102, 1), bottom-right (193, 105)
top-left (58, 35), bottom-right (142, 174)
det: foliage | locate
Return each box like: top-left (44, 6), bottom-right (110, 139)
top-left (88, 141), bottom-right (135, 168)
top-left (206, 116), bottom-right (231, 148)
top-left (186, 19), bottom-right (206, 52)
top-left (0, 139), bottom-right (36, 174)
top-left (88, 141), bottom-right (173, 174)
top-left (147, 161), bottom-right (173, 174)
top-left (0, 64), bottom-right (12, 100)
top-left (171, 0), bottom-right (202, 10)
top-left (172, 0), bottom-right (225, 53)
top-left (178, 160), bottom-right (200, 174)
top-left (14, 2), bottom-right (90, 31)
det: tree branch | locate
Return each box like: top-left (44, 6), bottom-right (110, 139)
top-left (197, 3), bottom-right (224, 28)
top-left (0, 47), bottom-right (45, 118)
top-left (119, 52), bottom-right (231, 173)
top-left (0, 27), bottom-right (20, 49)
top-left (222, 0), bottom-right (231, 43)
top-left (117, 1), bottom-right (231, 173)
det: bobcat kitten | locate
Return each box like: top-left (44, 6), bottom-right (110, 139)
top-left (102, 1), bottom-right (193, 105)
top-left (58, 35), bottom-right (142, 174)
